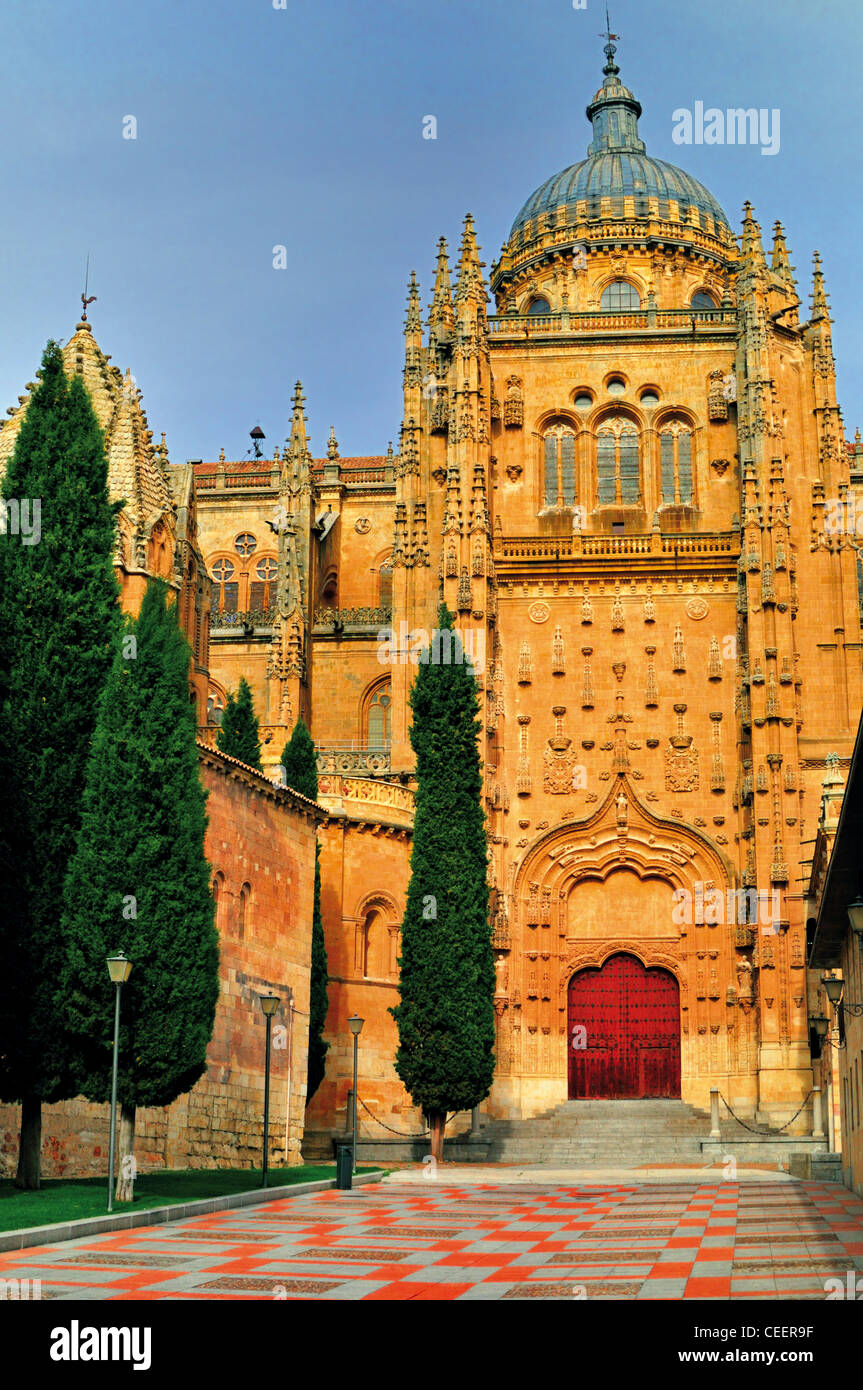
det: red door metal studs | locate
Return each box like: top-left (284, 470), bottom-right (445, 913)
top-left (568, 953), bottom-right (681, 1099)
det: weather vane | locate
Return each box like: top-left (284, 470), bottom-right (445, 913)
top-left (81, 254), bottom-right (97, 321)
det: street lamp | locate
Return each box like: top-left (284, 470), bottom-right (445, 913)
top-left (848, 897), bottom-right (863, 941)
top-left (822, 975), bottom-right (844, 1009)
top-left (106, 952), bottom-right (133, 1214)
top-left (348, 1015), bottom-right (364, 1175)
top-left (810, 1014), bottom-right (830, 1040)
top-left (259, 993), bottom-right (280, 1188)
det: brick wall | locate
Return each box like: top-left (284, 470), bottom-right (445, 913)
top-left (0, 746), bottom-right (322, 1179)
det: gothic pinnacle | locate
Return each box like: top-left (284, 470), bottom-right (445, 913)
top-left (770, 221), bottom-right (796, 287)
top-left (741, 203), bottom-right (766, 266)
top-left (811, 251), bottom-right (830, 321)
top-left (429, 236), bottom-right (454, 332)
top-left (327, 425), bottom-right (339, 461)
top-left (455, 213), bottom-right (486, 301)
top-left (405, 271), bottom-right (422, 334)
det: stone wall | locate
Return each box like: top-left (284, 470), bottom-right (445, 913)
top-left (0, 745), bottom-right (322, 1179)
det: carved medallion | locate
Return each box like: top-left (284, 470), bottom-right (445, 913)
top-left (354, 517), bottom-right (372, 534)
top-left (528, 601), bottom-right (551, 624)
top-left (686, 597), bottom-right (708, 621)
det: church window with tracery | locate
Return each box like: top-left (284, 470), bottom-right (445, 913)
top-left (364, 682), bottom-right (392, 750)
top-left (249, 555), bottom-right (277, 612)
top-left (543, 426), bottom-right (577, 507)
top-left (211, 558), bottom-right (238, 614)
top-left (596, 418), bottom-right (640, 504)
top-left (659, 421), bottom-right (694, 505)
top-left (234, 532), bottom-right (257, 557)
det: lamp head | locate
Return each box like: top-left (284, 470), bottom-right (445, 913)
top-left (259, 992), bottom-right (279, 1017)
top-left (821, 975), bottom-right (844, 1008)
top-left (348, 1014), bottom-right (364, 1037)
top-left (106, 952), bottom-right (133, 985)
top-left (848, 897), bottom-right (863, 938)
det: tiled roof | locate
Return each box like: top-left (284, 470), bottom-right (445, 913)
top-left (0, 320), bottom-right (174, 534)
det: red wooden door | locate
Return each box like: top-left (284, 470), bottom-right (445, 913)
top-left (568, 954), bottom-right (680, 1099)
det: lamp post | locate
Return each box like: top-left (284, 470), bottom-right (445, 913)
top-left (259, 993), bottom-right (280, 1187)
top-left (106, 952), bottom-right (133, 1214)
top-left (348, 1015), bottom-right (364, 1175)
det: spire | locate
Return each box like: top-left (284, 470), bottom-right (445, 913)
top-left (585, 25), bottom-right (645, 156)
top-left (455, 214), bottom-right (485, 302)
top-left (327, 425), bottom-right (339, 461)
top-left (741, 202), bottom-right (767, 266)
top-left (283, 380), bottom-right (312, 500)
top-left (811, 251), bottom-right (830, 321)
top-left (405, 271), bottom-right (422, 334)
top-left (429, 236), bottom-right (454, 335)
top-left (770, 221), bottom-right (796, 288)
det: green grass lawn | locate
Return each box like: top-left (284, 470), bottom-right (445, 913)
top-left (0, 1164), bottom-right (384, 1233)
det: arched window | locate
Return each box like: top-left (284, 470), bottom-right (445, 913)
top-left (378, 558), bottom-right (393, 608)
top-left (365, 682), bottom-right (392, 750)
top-left (659, 421), bottom-right (694, 505)
top-left (691, 290), bottom-right (717, 310)
top-left (543, 426), bottom-right (577, 508)
top-left (211, 558), bottom-right (238, 615)
top-left (528, 297), bottom-right (551, 315)
top-left (249, 555), bottom-right (277, 612)
top-left (600, 280), bottom-right (641, 311)
top-left (211, 872), bottom-right (225, 931)
top-left (596, 418), bottom-right (641, 504)
top-left (238, 882), bottom-right (251, 940)
top-left (234, 533), bottom-right (257, 558)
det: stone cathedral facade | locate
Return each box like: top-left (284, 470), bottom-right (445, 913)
top-left (7, 40), bottom-right (859, 1150)
top-left (189, 41), bottom-right (863, 1139)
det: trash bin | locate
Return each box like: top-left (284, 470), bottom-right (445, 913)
top-left (336, 1144), bottom-right (353, 1191)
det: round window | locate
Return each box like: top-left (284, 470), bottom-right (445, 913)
top-left (640, 391), bottom-right (660, 406)
top-left (606, 379), bottom-right (626, 397)
top-left (235, 533), bottom-right (257, 557)
top-left (573, 394), bottom-right (593, 411)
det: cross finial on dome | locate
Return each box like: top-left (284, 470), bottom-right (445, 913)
top-left (600, 5), bottom-right (620, 76)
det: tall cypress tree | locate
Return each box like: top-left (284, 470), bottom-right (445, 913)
top-left (0, 343), bottom-right (120, 1188)
top-left (279, 718), bottom-right (329, 1103)
top-left (390, 605), bottom-right (495, 1161)
top-left (218, 676), bottom-right (262, 770)
top-left (59, 581), bottom-right (219, 1200)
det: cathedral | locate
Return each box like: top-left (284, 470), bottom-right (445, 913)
top-left (190, 36), bottom-right (863, 1140)
top-left (5, 36), bottom-right (861, 1156)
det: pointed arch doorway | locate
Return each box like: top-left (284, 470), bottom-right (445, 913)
top-left (568, 953), bottom-right (681, 1099)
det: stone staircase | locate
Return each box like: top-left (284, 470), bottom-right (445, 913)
top-left (479, 1098), bottom-right (778, 1167)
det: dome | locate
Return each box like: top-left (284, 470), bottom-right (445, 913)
top-left (510, 153), bottom-right (731, 239)
top-left (508, 40), bottom-right (730, 243)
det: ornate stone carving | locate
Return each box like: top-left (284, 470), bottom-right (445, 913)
top-left (503, 375), bottom-right (524, 428)
top-left (528, 600), bottom-right (550, 624)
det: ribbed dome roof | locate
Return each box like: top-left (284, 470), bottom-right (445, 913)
top-left (509, 40), bottom-right (730, 241)
top-left (511, 153), bottom-right (731, 237)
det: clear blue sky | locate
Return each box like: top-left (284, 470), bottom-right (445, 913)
top-left (1, 0), bottom-right (860, 463)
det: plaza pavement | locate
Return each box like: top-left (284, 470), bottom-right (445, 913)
top-left (1, 1167), bottom-right (862, 1301)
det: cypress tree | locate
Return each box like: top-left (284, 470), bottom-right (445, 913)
top-left (0, 343), bottom-right (120, 1188)
top-left (279, 718), bottom-right (329, 1103)
top-left (59, 580), bottom-right (219, 1201)
top-left (217, 676), bottom-right (262, 770)
top-left (390, 604), bottom-right (495, 1162)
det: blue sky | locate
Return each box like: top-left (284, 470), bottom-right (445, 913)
top-left (1, 0), bottom-right (860, 462)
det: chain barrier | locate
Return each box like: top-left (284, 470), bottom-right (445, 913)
top-left (356, 1096), bottom-right (429, 1139)
top-left (354, 1097), bottom-right (461, 1140)
top-left (717, 1089), bottom-right (814, 1136)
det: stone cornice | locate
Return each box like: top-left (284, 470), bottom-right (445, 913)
top-left (196, 741), bottom-right (327, 823)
